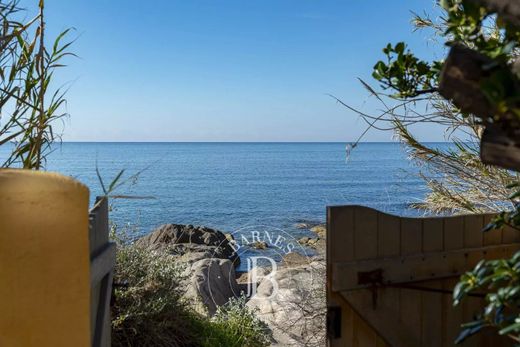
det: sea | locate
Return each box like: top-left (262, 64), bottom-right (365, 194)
top-left (2, 142), bottom-right (449, 265)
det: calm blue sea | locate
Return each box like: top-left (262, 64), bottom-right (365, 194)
top-left (2, 142), bottom-right (449, 249)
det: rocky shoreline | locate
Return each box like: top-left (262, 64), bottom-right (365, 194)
top-left (134, 222), bottom-right (326, 347)
top-left (297, 224), bottom-right (326, 250)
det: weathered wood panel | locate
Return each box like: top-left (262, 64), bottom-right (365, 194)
top-left (421, 281), bottom-right (442, 347)
top-left (401, 218), bottom-right (422, 255)
top-left (327, 207), bottom-right (355, 263)
top-left (483, 214), bottom-right (502, 246)
top-left (423, 218), bottom-right (443, 252)
top-left (89, 197), bottom-right (116, 347)
top-left (354, 207), bottom-right (378, 260)
top-left (377, 213), bottom-right (400, 257)
top-left (327, 206), bottom-right (517, 347)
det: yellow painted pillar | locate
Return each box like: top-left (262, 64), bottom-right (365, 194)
top-left (0, 169), bottom-right (91, 347)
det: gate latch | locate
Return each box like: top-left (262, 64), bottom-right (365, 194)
top-left (357, 268), bottom-right (383, 309)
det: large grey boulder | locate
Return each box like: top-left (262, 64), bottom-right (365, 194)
top-left (136, 224), bottom-right (239, 266)
top-left (187, 258), bottom-right (240, 315)
top-left (136, 224), bottom-right (242, 315)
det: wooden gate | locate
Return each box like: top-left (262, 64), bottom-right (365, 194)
top-left (327, 205), bottom-right (520, 347)
top-left (89, 197), bottom-right (116, 347)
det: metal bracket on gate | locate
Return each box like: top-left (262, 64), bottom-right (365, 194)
top-left (332, 244), bottom-right (520, 292)
top-left (357, 268), bottom-right (383, 285)
top-left (357, 268), bottom-right (383, 309)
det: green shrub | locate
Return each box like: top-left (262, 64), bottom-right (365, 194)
top-left (205, 296), bottom-right (271, 347)
top-left (111, 242), bottom-right (200, 347)
top-left (454, 253), bottom-right (520, 343)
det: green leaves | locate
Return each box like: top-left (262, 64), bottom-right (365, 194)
top-left (372, 42), bottom-right (440, 98)
top-left (483, 180), bottom-right (520, 232)
top-left (455, 320), bottom-right (488, 344)
top-left (374, 0), bottom-right (520, 124)
top-left (453, 252), bottom-right (520, 343)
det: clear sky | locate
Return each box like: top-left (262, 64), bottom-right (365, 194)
top-left (38, 0), bottom-right (445, 142)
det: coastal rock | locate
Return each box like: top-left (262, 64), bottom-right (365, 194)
top-left (282, 252), bottom-right (311, 267)
top-left (247, 253), bottom-right (326, 347)
top-left (250, 240), bottom-right (269, 250)
top-left (173, 244), bottom-right (216, 264)
top-left (136, 224), bottom-right (239, 266)
top-left (297, 236), bottom-right (318, 247)
top-left (310, 224), bottom-right (326, 238)
top-left (298, 236), bottom-right (311, 245)
top-left (135, 224), bottom-right (243, 316)
top-left (187, 258), bottom-right (240, 316)
top-left (236, 266), bottom-right (268, 284)
top-left (314, 238), bottom-right (326, 252)
top-left (295, 222), bottom-right (326, 252)
top-left (294, 221), bottom-right (321, 230)
top-left (295, 223), bottom-right (311, 229)
top-left (297, 235), bottom-right (326, 251)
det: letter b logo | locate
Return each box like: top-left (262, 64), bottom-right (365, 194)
top-left (246, 256), bottom-right (278, 299)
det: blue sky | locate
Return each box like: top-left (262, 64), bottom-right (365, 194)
top-left (39, 0), bottom-right (445, 142)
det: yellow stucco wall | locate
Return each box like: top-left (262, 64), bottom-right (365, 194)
top-left (0, 169), bottom-right (91, 347)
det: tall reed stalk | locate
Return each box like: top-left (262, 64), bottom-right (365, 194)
top-left (0, 0), bottom-right (74, 169)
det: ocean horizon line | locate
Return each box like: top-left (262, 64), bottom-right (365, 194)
top-left (56, 140), bottom-right (463, 144)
